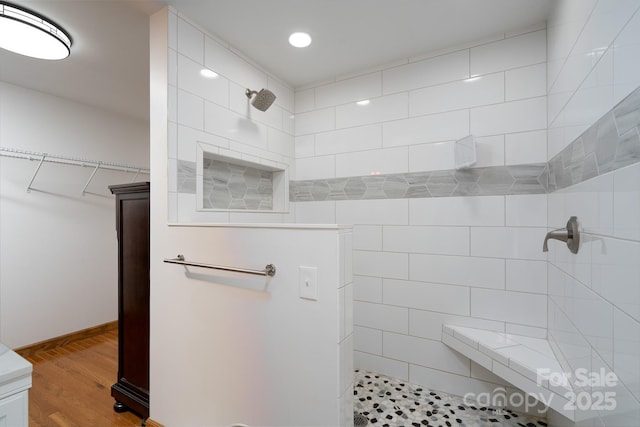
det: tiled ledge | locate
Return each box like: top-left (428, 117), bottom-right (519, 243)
top-left (442, 325), bottom-right (576, 421)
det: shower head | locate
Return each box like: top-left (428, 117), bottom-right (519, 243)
top-left (245, 88), bottom-right (276, 112)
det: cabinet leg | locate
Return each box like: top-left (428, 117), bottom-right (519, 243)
top-left (113, 401), bottom-right (128, 413)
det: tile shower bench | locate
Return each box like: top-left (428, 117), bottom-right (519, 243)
top-left (442, 325), bottom-right (576, 421)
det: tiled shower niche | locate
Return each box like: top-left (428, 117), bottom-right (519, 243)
top-left (197, 147), bottom-right (289, 213)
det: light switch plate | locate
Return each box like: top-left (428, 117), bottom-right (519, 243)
top-left (299, 266), bottom-right (318, 300)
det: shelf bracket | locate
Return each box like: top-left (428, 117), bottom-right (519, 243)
top-left (26, 154), bottom-right (46, 193)
top-left (131, 168), bottom-right (141, 183)
top-left (82, 162), bottom-right (102, 196)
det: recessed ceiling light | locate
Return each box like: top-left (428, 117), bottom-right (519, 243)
top-left (356, 99), bottom-right (370, 106)
top-left (289, 32), bottom-right (311, 48)
top-left (0, 1), bottom-right (72, 60)
top-left (200, 68), bottom-right (218, 78)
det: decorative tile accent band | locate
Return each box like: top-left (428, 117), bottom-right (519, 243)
top-left (291, 86), bottom-right (640, 202)
top-left (290, 164), bottom-right (548, 202)
top-left (177, 87), bottom-right (640, 203)
top-left (548, 87), bottom-right (640, 192)
top-left (177, 159), bottom-right (196, 194)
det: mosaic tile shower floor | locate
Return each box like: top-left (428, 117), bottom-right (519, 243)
top-left (354, 370), bottom-right (548, 427)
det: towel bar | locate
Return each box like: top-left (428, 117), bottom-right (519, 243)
top-left (164, 254), bottom-right (276, 277)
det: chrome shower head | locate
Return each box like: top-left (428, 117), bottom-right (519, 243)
top-left (245, 88), bottom-right (276, 112)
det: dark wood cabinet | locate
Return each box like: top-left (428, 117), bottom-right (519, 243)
top-left (109, 182), bottom-right (150, 419)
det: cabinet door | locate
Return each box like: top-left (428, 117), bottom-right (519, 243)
top-left (0, 391), bottom-right (28, 427)
top-left (118, 194), bottom-right (150, 395)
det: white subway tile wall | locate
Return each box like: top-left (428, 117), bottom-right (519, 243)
top-left (336, 93), bottom-right (408, 129)
top-left (169, 12), bottom-right (295, 223)
top-left (292, 4), bottom-right (640, 421)
top-left (548, 0), bottom-right (640, 159)
top-left (613, 162), bottom-right (640, 241)
top-left (315, 124), bottom-right (382, 156)
top-left (315, 72), bottom-right (382, 109)
top-left (546, 1), bottom-right (640, 425)
top-left (338, 230), bottom-right (355, 421)
top-left (382, 109), bottom-right (469, 148)
top-left (408, 72), bottom-right (505, 117)
top-left (354, 325), bottom-right (382, 355)
top-left (383, 226), bottom-right (469, 256)
top-left (505, 63), bottom-right (547, 102)
top-left (505, 130), bottom-right (548, 165)
top-left (470, 96), bottom-right (547, 136)
top-left (470, 289), bottom-right (547, 328)
top-left (383, 331), bottom-right (471, 376)
top-left (470, 30), bottom-right (546, 76)
top-left (293, 27), bottom-right (558, 401)
top-left (168, 2), bottom-right (640, 422)
top-left (409, 254), bottom-right (505, 290)
top-left (382, 50), bottom-right (469, 95)
top-left (335, 146), bottom-right (408, 177)
top-left (409, 196), bottom-right (505, 226)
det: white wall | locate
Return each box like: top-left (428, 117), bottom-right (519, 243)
top-left (0, 82), bottom-right (149, 349)
top-left (150, 8), bottom-right (353, 426)
top-left (292, 28), bottom-right (550, 396)
top-left (546, 1), bottom-right (640, 426)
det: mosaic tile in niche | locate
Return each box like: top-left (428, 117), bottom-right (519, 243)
top-left (201, 157), bottom-right (274, 210)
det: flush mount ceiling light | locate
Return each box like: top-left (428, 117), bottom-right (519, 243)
top-left (0, 1), bottom-right (71, 60)
top-left (288, 32), bottom-right (311, 48)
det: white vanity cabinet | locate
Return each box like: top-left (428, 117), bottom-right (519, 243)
top-left (0, 344), bottom-right (32, 427)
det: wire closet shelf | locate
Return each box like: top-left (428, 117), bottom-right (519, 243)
top-left (0, 146), bottom-right (150, 194)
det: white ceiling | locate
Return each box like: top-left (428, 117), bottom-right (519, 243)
top-left (0, 0), bottom-right (553, 122)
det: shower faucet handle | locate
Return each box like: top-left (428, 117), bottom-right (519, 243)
top-left (543, 216), bottom-right (580, 254)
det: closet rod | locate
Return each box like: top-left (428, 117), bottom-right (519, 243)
top-left (0, 147), bottom-right (150, 174)
top-left (1, 146), bottom-right (149, 194)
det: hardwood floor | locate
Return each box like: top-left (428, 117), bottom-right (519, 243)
top-left (23, 329), bottom-right (144, 427)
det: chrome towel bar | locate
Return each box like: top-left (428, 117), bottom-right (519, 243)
top-left (164, 254), bottom-right (276, 277)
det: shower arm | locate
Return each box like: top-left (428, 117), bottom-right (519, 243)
top-left (543, 216), bottom-right (580, 254)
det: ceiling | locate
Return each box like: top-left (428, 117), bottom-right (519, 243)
top-left (0, 0), bottom-right (553, 122)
